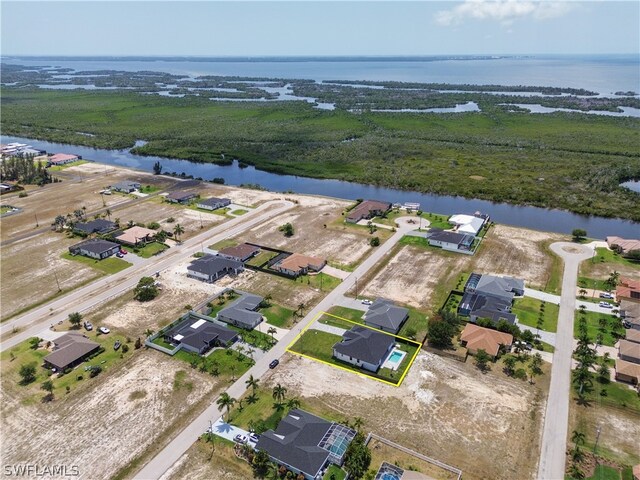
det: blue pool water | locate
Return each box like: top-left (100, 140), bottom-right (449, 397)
top-left (382, 474), bottom-right (401, 480)
top-left (389, 351), bottom-right (403, 363)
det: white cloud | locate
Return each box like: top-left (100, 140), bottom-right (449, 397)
top-left (435, 0), bottom-right (572, 27)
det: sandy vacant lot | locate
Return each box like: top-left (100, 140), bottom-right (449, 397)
top-left (168, 351), bottom-right (547, 480)
top-left (474, 225), bottom-right (564, 290)
top-left (0, 351), bottom-right (221, 480)
top-left (0, 164), bottom-right (171, 242)
top-left (361, 245), bottom-right (469, 309)
top-left (83, 258), bottom-right (239, 336)
top-left (270, 352), bottom-right (545, 480)
top-left (1, 232), bottom-right (102, 319)
top-left (237, 198), bottom-right (381, 268)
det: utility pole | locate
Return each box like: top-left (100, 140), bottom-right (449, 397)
top-left (34, 213), bottom-right (39, 227)
top-left (593, 425), bottom-right (602, 454)
top-left (355, 277), bottom-right (358, 299)
top-left (53, 269), bottom-right (61, 292)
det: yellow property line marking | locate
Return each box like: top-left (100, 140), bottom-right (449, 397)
top-left (285, 311), bottom-right (422, 387)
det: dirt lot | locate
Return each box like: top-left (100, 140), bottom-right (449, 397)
top-left (474, 225), bottom-right (565, 290)
top-left (360, 245), bottom-right (470, 309)
top-left (168, 351), bottom-right (547, 480)
top-left (82, 258), bottom-right (237, 336)
top-left (236, 197), bottom-right (386, 268)
top-left (0, 350), bottom-right (222, 480)
top-left (0, 163), bottom-right (172, 242)
top-left (0, 232), bottom-right (102, 319)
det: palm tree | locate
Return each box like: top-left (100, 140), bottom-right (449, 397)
top-left (571, 430), bottom-right (586, 446)
top-left (246, 346), bottom-right (256, 361)
top-left (351, 417), bottom-right (364, 433)
top-left (286, 397), bottom-right (301, 411)
top-left (245, 374), bottom-right (259, 395)
top-left (267, 327), bottom-right (277, 342)
top-left (216, 393), bottom-right (236, 422)
top-left (272, 383), bottom-right (287, 403)
top-left (173, 223), bottom-right (184, 241)
top-left (236, 345), bottom-right (245, 360)
top-left (105, 208), bottom-right (112, 220)
top-left (229, 364), bottom-right (237, 381)
top-left (297, 303), bottom-right (306, 317)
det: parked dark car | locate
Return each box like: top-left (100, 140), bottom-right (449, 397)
top-left (269, 359), bottom-right (279, 369)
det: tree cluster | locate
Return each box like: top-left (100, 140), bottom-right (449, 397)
top-left (0, 156), bottom-right (51, 185)
top-left (426, 310), bottom-right (462, 349)
top-left (134, 276), bottom-right (159, 302)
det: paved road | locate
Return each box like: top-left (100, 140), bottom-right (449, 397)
top-left (537, 242), bottom-right (593, 480)
top-left (1, 200), bottom-right (294, 351)
top-left (518, 323), bottom-right (557, 346)
top-left (134, 223), bottom-right (413, 480)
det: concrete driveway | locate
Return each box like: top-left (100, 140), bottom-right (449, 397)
top-left (334, 295), bottom-right (369, 312)
top-left (208, 419), bottom-right (256, 447)
top-left (537, 242), bottom-right (594, 480)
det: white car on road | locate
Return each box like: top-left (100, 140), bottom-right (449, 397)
top-left (361, 299), bottom-right (373, 305)
top-left (598, 302), bottom-right (613, 308)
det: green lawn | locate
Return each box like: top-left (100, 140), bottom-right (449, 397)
top-left (398, 307), bottom-right (429, 342)
top-left (61, 252), bottom-right (131, 274)
top-left (171, 348), bottom-right (253, 379)
top-left (297, 272), bottom-right (342, 292)
top-left (398, 235), bottom-right (432, 249)
top-left (123, 242), bottom-right (167, 258)
top-left (318, 313), bottom-right (356, 330)
top-left (581, 247), bottom-right (640, 278)
top-left (442, 291), bottom-right (464, 313)
top-left (1, 205), bottom-right (14, 214)
top-left (512, 297), bottom-right (559, 333)
top-left (209, 239), bottom-right (238, 250)
top-left (139, 185), bottom-right (160, 194)
top-left (261, 304), bottom-right (295, 328)
top-left (326, 306), bottom-right (364, 322)
top-left (246, 250), bottom-right (278, 268)
top-left (578, 276), bottom-right (614, 292)
top-left (46, 160), bottom-right (88, 171)
top-left (2, 332), bottom-right (133, 402)
top-left (323, 465), bottom-right (347, 480)
top-left (230, 209), bottom-right (248, 215)
top-left (574, 310), bottom-right (624, 346)
top-left (226, 386), bottom-right (286, 431)
top-left (567, 464), bottom-right (628, 480)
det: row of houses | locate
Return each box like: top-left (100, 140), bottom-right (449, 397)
top-left (616, 328), bottom-right (640, 385)
top-left (69, 224), bottom-right (159, 259)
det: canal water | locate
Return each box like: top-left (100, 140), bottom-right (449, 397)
top-left (2, 135), bottom-right (638, 239)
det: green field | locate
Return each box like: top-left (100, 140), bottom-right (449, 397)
top-left (61, 252), bottom-right (132, 274)
top-left (512, 297), bottom-right (560, 333)
top-left (261, 304), bottom-right (295, 328)
top-left (123, 242), bottom-right (167, 258)
top-left (46, 160), bottom-right (88, 171)
top-left (574, 310), bottom-right (624, 346)
top-left (3, 88), bottom-right (640, 221)
top-left (230, 209), bottom-right (248, 215)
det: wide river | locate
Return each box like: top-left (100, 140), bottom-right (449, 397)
top-left (2, 135), bottom-right (638, 239)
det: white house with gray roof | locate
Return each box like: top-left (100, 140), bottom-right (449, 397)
top-left (333, 326), bottom-right (395, 372)
top-left (217, 291), bottom-right (263, 329)
top-left (465, 273), bottom-right (524, 304)
top-left (187, 254), bottom-right (244, 283)
top-left (364, 298), bottom-right (409, 334)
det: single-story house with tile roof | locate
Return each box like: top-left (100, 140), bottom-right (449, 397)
top-left (606, 236), bottom-right (640, 255)
top-left (255, 409), bottom-right (355, 480)
top-left (69, 238), bottom-right (121, 260)
top-left (619, 339), bottom-right (640, 364)
top-left (44, 332), bottom-right (101, 371)
top-left (164, 312), bottom-right (238, 355)
top-left (115, 226), bottom-right (157, 246)
top-left (218, 243), bottom-right (260, 262)
top-left (73, 219), bottom-right (118, 235)
top-left (333, 326), bottom-right (396, 372)
top-left (187, 254), bottom-right (244, 283)
top-left (196, 197), bottom-right (231, 211)
top-left (460, 323), bottom-right (513, 358)
top-left (458, 292), bottom-right (516, 325)
top-left (363, 298), bottom-right (409, 334)
top-left (272, 253), bottom-right (327, 278)
top-left (626, 329), bottom-right (640, 344)
top-left (621, 300), bottom-right (640, 330)
top-left (111, 180), bottom-right (141, 193)
top-left (427, 230), bottom-right (475, 253)
top-left (346, 200), bottom-right (391, 223)
top-left (615, 359), bottom-right (640, 384)
top-left (617, 277), bottom-right (640, 304)
top-left (166, 191), bottom-right (197, 204)
top-left (217, 292), bottom-right (264, 330)
top-left (449, 214), bottom-right (486, 236)
top-left (48, 153), bottom-right (80, 165)
top-left (465, 273), bottom-right (524, 304)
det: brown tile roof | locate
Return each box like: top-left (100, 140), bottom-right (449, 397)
top-left (626, 329), bottom-right (640, 344)
top-left (44, 332), bottom-right (100, 370)
top-left (619, 339), bottom-right (640, 362)
top-left (276, 253), bottom-right (326, 273)
top-left (615, 359), bottom-right (640, 382)
top-left (460, 323), bottom-right (513, 357)
top-left (606, 236), bottom-right (640, 253)
top-left (346, 200), bottom-right (391, 221)
top-left (218, 243), bottom-right (260, 260)
top-left (617, 277), bottom-right (640, 301)
top-left (115, 226), bottom-right (156, 245)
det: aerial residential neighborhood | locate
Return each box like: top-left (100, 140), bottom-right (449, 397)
top-left (1, 4), bottom-right (639, 480)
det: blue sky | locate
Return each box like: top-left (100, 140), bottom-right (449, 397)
top-left (1, 1), bottom-right (638, 56)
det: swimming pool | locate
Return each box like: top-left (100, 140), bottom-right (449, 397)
top-left (375, 462), bottom-right (404, 480)
top-left (382, 347), bottom-right (407, 371)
